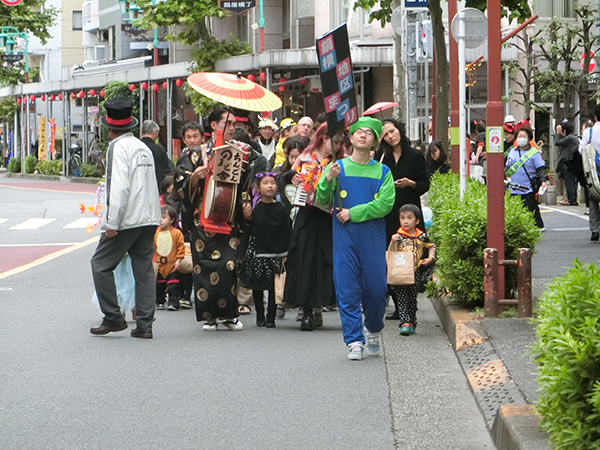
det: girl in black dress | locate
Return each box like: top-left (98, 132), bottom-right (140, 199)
top-left (425, 141), bottom-right (451, 179)
top-left (241, 173), bottom-right (292, 327)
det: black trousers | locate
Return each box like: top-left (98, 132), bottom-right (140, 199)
top-left (91, 226), bottom-right (156, 330)
top-left (520, 192), bottom-right (544, 228)
top-left (253, 289), bottom-right (276, 322)
top-left (156, 271), bottom-right (181, 307)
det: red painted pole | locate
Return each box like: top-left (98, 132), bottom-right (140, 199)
top-left (487, 0), bottom-right (505, 298)
top-left (448, 0), bottom-right (459, 172)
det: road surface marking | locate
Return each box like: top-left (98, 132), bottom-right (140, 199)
top-left (549, 227), bottom-right (589, 232)
top-left (0, 183), bottom-right (96, 195)
top-left (542, 205), bottom-right (589, 221)
top-left (63, 218), bottom-right (99, 229)
top-left (0, 219), bottom-right (7, 225)
top-left (0, 235), bottom-right (100, 280)
top-left (0, 242), bottom-right (82, 247)
top-left (9, 218), bottom-right (56, 230)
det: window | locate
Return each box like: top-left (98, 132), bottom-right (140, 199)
top-left (531, 0), bottom-right (574, 19)
top-left (73, 11), bottom-right (83, 30)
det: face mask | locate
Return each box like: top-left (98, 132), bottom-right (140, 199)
top-left (516, 137), bottom-right (528, 148)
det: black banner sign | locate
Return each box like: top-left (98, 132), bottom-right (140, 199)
top-left (1, 53), bottom-right (24, 63)
top-left (316, 24), bottom-right (358, 138)
top-left (121, 24), bottom-right (150, 35)
top-left (219, 0), bottom-right (256, 14)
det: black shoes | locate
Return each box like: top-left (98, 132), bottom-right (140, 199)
top-left (265, 320), bottom-right (276, 328)
top-left (90, 318), bottom-right (128, 335)
top-left (592, 232), bottom-right (599, 242)
top-left (256, 317), bottom-right (266, 327)
top-left (131, 328), bottom-right (153, 339)
top-left (385, 311), bottom-right (400, 320)
top-left (300, 315), bottom-right (315, 331)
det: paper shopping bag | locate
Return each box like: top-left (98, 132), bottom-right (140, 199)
top-left (386, 250), bottom-right (415, 286)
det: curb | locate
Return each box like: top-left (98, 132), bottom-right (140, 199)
top-left (430, 296), bottom-right (552, 450)
top-left (3, 172), bottom-right (102, 184)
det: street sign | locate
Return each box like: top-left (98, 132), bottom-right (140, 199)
top-left (121, 24), bottom-right (150, 35)
top-left (219, 0), bottom-right (255, 14)
top-left (404, 0), bottom-right (428, 7)
top-left (581, 50), bottom-right (596, 73)
top-left (316, 23), bottom-right (358, 137)
top-left (486, 126), bottom-right (503, 153)
top-left (1, 53), bottom-right (23, 63)
top-left (451, 7), bottom-right (488, 49)
top-left (1, 0), bottom-right (22, 6)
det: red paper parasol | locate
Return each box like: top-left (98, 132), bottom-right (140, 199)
top-left (187, 72), bottom-right (282, 112)
top-left (363, 101), bottom-right (398, 116)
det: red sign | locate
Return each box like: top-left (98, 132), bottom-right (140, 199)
top-left (581, 50), bottom-right (596, 73)
top-left (1, 0), bottom-right (23, 6)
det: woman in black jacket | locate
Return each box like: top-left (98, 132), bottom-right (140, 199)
top-left (555, 120), bottom-right (580, 206)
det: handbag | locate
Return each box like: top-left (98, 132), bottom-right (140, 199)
top-left (274, 263), bottom-right (287, 305)
top-left (386, 245), bottom-right (415, 286)
top-left (178, 242), bottom-right (193, 274)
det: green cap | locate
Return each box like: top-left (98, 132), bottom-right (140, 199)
top-left (349, 116), bottom-right (384, 142)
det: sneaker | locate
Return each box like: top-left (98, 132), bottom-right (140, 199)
top-left (265, 320), bottom-right (276, 328)
top-left (203, 322), bottom-right (217, 331)
top-left (179, 299), bottom-right (192, 309)
top-left (221, 318), bottom-right (243, 331)
top-left (167, 304), bottom-right (179, 311)
top-left (276, 305), bottom-right (286, 319)
top-left (399, 323), bottom-right (412, 336)
top-left (295, 309), bottom-right (304, 321)
top-left (591, 232), bottom-right (599, 242)
top-left (156, 304), bottom-right (165, 310)
top-left (540, 227), bottom-right (546, 233)
top-left (409, 324), bottom-right (416, 334)
top-left (314, 311), bottom-right (323, 328)
top-left (365, 332), bottom-right (381, 356)
top-left (348, 342), bottom-right (364, 361)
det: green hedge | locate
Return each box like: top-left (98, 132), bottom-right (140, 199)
top-left (7, 157), bottom-right (21, 173)
top-left (35, 160), bottom-right (63, 175)
top-left (532, 261), bottom-right (600, 449)
top-left (24, 155), bottom-right (37, 174)
top-left (427, 173), bottom-right (540, 306)
top-left (79, 162), bottom-right (101, 178)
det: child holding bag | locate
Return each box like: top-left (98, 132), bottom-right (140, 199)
top-left (241, 173), bottom-right (292, 327)
top-left (389, 204), bottom-right (435, 336)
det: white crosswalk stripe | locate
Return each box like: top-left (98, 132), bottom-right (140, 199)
top-left (0, 219), bottom-right (7, 225)
top-left (9, 218), bottom-right (56, 230)
top-left (62, 218), bottom-right (100, 229)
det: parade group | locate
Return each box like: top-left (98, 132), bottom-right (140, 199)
top-left (90, 94), bottom-right (590, 361)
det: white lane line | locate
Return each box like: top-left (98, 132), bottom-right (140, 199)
top-left (548, 227), bottom-right (589, 232)
top-left (63, 218), bottom-right (99, 229)
top-left (0, 219), bottom-right (7, 225)
top-left (0, 243), bottom-right (81, 247)
top-left (9, 218), bottom-right (56, 230)
top-left (541, 206), bottom-right (589, 221)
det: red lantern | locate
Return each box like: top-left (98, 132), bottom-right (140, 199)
top-left (58, 93), bottom-right (63, 100)
top-left (50, 94), bottom-right (56, 101)
top-left (78, 90), bottom-right (84, 98)
top-left (70, 93), bottom-right (76, 99)
top-left (141, 82), bottom-right (148, 90)
top-left (162, 81), bottom-right (168, 90)
top-left (89, 89), bottom-right (96, 96)
top-left (259, 72), bottom-right (266, 82)
top-left (247, 74), bottom-right (256, 82)
top-left (41, 94), bottom-right (46, 101)
top-left (129, 84), bottom-right (136, 91)
top-left (152, 83), bottom-right (160, 92)
top-left (16, 98), bottom-right (21, 105)
top-left (99, 90), bottom-right (105, 98)
top-left (299, 77), bottom-right (307, 85)
top-left (175, 78), bottom-right (183, 87)
top-left (30, 95), bottom-right (36, 102)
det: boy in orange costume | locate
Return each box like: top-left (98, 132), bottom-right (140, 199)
top-left (155, 205), bottom-right (186, 310)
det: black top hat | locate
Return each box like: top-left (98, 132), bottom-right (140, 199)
top-left (101, 97), bottom-right (139, 130)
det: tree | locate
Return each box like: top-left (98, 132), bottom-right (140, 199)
top-left (136, 0), bottom-right (252, 115)
top-left (353, 0), bottom-right (532, 145)
top-left (0, 0), bottom-right (58, 86)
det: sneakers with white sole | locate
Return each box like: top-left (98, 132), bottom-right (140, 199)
top-left (221, 318), bottom-right (243, 331)
top-left (365, 331), bottom-right (381, 356)
top-left (348, 342), bottom-right (364, 361)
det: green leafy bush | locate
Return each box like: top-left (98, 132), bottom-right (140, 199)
top-left (24, 155), bottom-right (38, 174)
top-left (532, 261), bottom-right (600, 449)
top-left (35, 160), bottom-right (62, 175)
top-left (7, 157), bottom-right (21, 173)
top-left (79, 163), bottom-right (100, 178)
top-left (428, 172), bottom-right (540, 306)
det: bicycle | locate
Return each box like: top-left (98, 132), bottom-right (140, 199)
top-left (68, 145), bottom-right (82, 176)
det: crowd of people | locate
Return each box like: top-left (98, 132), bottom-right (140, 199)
top-left (92, 95), bottom-right (599, 359)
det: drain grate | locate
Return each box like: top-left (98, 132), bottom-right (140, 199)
top-left (457, 341), bottom-right (526, 426)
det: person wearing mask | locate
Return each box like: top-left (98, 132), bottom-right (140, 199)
top-left (505, 125), bottom-right (547, 231)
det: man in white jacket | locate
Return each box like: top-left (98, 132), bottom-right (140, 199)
top-left (90, 97), bottom-right (161, 339)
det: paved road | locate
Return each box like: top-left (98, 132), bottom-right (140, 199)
top-left (0, 177), bottom-right (494, 449)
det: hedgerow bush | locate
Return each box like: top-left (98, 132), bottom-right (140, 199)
top-left (532, 261), bottom-right (600, 449)
top-left (7, 157), bottom-right (20, 173)
top-left (427, 172), bottom-right (540, 306)
top-left (35, 160), bottom-right (62, 175)
top-left (24, 155), bottom-right (38, 174)
top-left (79, 163), bottom-right (101, 178)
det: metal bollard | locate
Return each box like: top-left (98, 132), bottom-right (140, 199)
top-left (545, 185), bottom-right (556, 205)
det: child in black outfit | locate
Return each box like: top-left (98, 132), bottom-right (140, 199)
top-left (241, 172), bottom-right (292, 327)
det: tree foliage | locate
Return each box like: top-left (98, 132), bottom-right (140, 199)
top-left (136, 0), bottom-right (252, 115)
top-left (0, 96), bottom-right (19, 122)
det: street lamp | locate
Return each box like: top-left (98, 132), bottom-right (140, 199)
top-left (118, 0), bottom-right (159, 61)
top-left (0, 26), bottom-right (29, 82)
